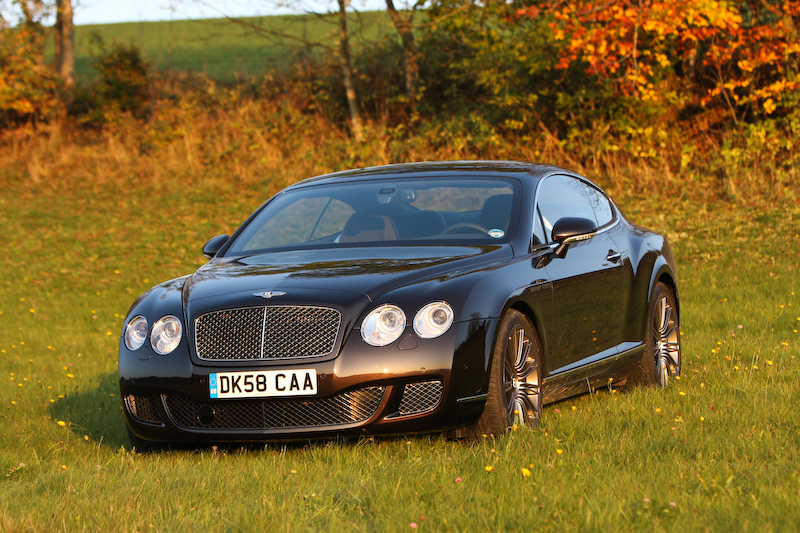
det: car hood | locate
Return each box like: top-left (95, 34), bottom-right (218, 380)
top-left (184, 245), bottom-right (511, 304)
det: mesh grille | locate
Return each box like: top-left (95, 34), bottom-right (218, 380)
top-left (126, 394), bottom-right (162, 424)
top-left (397, 381), bottom-right (443, 416)
top-left (164, 387), bottom-right (385, 430)
top-left (195, 306), bottom-right (341, 361)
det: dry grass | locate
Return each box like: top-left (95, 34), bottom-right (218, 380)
top-left (2, 79), bottom-right (798, 210)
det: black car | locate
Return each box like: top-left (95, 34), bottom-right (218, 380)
top-left (119, 161), bottom-right (681, 447)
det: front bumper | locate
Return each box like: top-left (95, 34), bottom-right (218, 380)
top-left (119, 318), bottom-right (497, 443)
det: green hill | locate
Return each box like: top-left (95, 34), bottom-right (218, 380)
top-left (57, 11), bottom-right (393, 81)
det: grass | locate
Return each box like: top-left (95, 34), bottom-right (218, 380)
top-left (0, 110), bottom-right (799, 531)
top-left (48, 11), bottom-right (393, 82)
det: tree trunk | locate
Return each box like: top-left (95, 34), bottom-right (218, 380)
top-left (55, 0), bottom-right (75, 85)
top-left (385, 0), bottom-right (419, 109)
top-left (337, 0), bottom-right (363, 142)
top-left (55, 6), bottom-right (62, 70)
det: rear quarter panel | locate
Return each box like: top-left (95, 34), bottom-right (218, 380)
top-left (616, 219), bottom-right (679, 347)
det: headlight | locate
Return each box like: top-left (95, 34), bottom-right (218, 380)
top-left (124, 316), bottom-right (148, 350)
top-left (150, 315), bottom-right (183, 355)
top-left (413, 302), bottom-right (454, 339)
top-left (361, 304), bottom-right (406, 346)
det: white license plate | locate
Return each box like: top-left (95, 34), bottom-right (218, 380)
top-left (209, 369), bottom-right (317, 399)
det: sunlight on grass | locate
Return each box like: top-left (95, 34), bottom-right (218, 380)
top-left (1, 160), bottom-right (798, 530)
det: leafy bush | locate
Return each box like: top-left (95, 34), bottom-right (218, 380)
top-left (0, 11), bottom-right (60, 127)
top-left (72, 38), bottom-right (151, 125)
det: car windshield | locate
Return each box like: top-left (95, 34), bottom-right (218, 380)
top-left (225, 177), bottom-right (520, 255)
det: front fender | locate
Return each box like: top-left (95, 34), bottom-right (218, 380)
top-left (119, 275), bottom-right (192, 376)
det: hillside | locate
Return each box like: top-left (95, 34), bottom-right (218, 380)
top-left (49, 11), bottom-right (392, 81)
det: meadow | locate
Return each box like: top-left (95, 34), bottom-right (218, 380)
top-left (49, 11), bottom-right (392, 82)
top-left (0, 103), bottom-right (798, 531)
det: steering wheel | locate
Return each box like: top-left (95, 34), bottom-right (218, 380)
top-left (441, 222), bottom-right (489, 235)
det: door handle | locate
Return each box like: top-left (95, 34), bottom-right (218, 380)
top-left (606, 250), bottom-right (622, 263)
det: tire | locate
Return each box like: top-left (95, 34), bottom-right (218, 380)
top-left (631, 282), bottom-right (682, 387)
top-left (470, 309), bottom-right (542, 437)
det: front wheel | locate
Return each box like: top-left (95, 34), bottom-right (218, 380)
top-left (470, 310), bottom-right (542, 437)
top-left (632, 282), bottom-right (682, 387)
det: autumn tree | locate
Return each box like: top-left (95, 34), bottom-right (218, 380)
top-left (385, 0), bottom-right (422, 108)
top-left (54, 0), bottom-right (74, 85)
top-left (0, 0), bottom-right (59, 125)
top-left (335, 0), bottom-right (363, 141)
top-left (184, 0), bottom-right (365, 141)
top-left (522, 0), bottom-right (800, 122)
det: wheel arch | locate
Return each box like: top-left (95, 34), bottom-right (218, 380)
top-left (650, 264), bottom-right (680, 320)
top-left (487, 297), bottom-right (548, 382)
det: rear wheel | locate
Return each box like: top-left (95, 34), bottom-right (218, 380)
top-left (632, 282), bottom-right (681, 387)
top-left (471, 310), bottom-right (542, 437)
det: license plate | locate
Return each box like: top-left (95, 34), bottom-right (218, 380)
top-left (209, 369), bottom-right (317, 399)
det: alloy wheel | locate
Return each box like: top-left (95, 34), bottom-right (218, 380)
top-left (652, 293), bottom-right (681, 386)
top-left (502, 324), bottom-right (541, 427)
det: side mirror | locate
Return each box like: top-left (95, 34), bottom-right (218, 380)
top-left (551, 217), bottom-right (597, 257)
top-left (202, 234), bottom-right (230, 259)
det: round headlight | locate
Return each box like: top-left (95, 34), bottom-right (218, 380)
top-left (361, 304), bottom-right (407, 347)
top-left (150, 315), bottom-right (183, 355)
top-left (413, 302), bottom-right (454, 339)
top-left (124, 316), bottom-right (148, 350)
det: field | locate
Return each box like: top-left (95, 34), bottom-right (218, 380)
top-left (52, 11), bottom-right (392, 81)
top-left (0, 118), bottom-right (799, 531)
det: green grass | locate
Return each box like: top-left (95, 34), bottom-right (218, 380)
top-left (0, 168), bottom-right (799, 531)
top-left (50, 11), bottom-right (393, 81)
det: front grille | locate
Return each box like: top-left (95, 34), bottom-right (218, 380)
top-left (396, 380), bottom-right (443, 416)
top-left (195, 306), bottom-right (341, 361)
top-left (126, 394), bottom-right (163, 424)
top-left (164, 387), bottom-right (385, 430)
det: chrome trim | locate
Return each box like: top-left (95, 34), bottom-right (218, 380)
top-left (456, 393), bottom-right (489, 404)
top-left (254, 291), bottom-right (287, 299)
top-left (563, 231), bottom-right (596, 244)
top-left (194, 305), bottom-right (342, 361)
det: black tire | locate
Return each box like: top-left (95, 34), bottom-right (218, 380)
top-left (470, 309), bottom-right (542, 437)
top-left (631, 282), bottom-right (682, 387)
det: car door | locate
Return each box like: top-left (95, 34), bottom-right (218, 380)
top-left (535, 175), bottom-right (624, 375)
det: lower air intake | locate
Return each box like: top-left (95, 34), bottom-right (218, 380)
top-left (164, 387), bottom-right (385, 430)
top-left (126, 394), bottom-right (163, 424)
top-left (396, 380), bottom-right (443, 416)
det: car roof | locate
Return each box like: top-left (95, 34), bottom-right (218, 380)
top-left (283, 160), bottom-right (571, 191)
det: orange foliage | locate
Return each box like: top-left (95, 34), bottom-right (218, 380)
top-left (519, 0), bottom-right (800, 115)
top-left (0, 1), bottom-right (60, 123)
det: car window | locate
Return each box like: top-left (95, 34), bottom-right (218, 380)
top-left (584, 185), bottom-right (614, 227)
top-left (536, 175), bottom-right (598, 242)
top-left (412, 186), bottom-right (510, 213)
top-left (532, 209), bottom-right (546, 246)
top-left (226, 178), bottom-right (520, 255)
top-left (309, 199), bottom-right (356, 241)
top-left (241, 197), bottom-right (333, 251)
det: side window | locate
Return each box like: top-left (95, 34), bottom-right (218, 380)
top-left (584, 185), bottom-right (614, 227)
top-left (532, 208), bottom-right (546, 246)
top-left (536, 176), bottom-right (597, 243)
